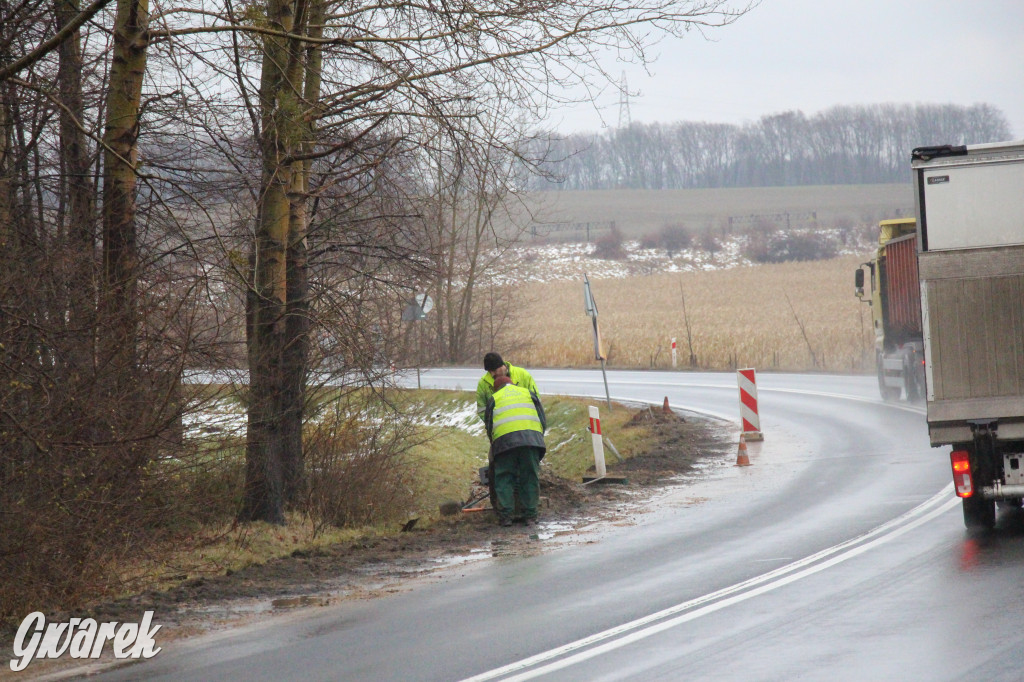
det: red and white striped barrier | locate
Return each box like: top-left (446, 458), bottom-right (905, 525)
top-left (737, 368), bottom-right (764, 441)
top-left (588, 406), bottom-right (607, 477)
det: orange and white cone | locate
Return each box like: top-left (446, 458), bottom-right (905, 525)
top-left (735, 433), bottom-right (751, 467)
top-left (663, 396), bottom-right (671, 414)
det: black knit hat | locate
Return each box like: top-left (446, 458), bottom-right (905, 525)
top-left (483, 352), bottom-right (504, 372)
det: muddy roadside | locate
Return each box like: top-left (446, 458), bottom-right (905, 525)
top-left (4, 408), bottom-right (734, 679)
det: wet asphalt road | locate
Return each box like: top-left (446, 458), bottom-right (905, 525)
top-left (91, 370), bottom-right (1024, 681)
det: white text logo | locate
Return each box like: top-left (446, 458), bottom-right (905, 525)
top-left (10, 611), bottom-right (162, 672)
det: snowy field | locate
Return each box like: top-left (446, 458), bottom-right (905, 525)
top-left (498, 229), bottom-right (872, 285)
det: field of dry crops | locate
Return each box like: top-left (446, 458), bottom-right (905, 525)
top-left (510, 254), bottom-right (875, 373)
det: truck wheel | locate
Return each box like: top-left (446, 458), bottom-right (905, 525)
top-left (877, 359), bottom-right (901, 401)
top-left (962, 495), bottom-right (995, 530)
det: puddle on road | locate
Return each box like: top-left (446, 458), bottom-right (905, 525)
top-left (534, 521), bottom-right (572, 541)
top-left (182, 593), bottom-right (345, 623)
top-left (187, 601), bottom-right (274, 617)
top-left (428, 520), bottom-right (585, 562)
top-left (272, 595), bottom-right (331, 610)
top-left (429, 549), bottom-right (491, 569)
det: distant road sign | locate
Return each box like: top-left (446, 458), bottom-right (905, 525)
top-left (402, 293), bottom-right (433, 321)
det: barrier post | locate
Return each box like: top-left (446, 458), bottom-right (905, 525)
top-left (737, 368), bottom-right (764, 441)
top-left (671, 337), bottom-right (677, 368)
top-left (588, 406), bottom-right (607, 477)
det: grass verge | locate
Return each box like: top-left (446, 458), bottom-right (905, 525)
top-left (100, 390), bottom-right (659, 604)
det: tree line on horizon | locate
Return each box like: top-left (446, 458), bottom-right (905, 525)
top-left (531, 103), bottom-right (1011, 190)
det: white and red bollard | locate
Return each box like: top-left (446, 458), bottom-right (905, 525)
top-left (671, 337), bottom-right (677, 368)
top-left (737, 368), bottom-right (764, 441)
top-left (588, 405), bottom-right (607, 477)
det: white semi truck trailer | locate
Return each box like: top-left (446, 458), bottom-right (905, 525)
top-left (912, 140), bottom-right (1024, 529)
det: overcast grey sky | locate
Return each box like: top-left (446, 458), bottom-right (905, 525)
top-left (549, 0), bottom-right (1024, 138)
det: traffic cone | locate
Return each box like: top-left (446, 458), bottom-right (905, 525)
top-left (735, 433), bottom-right (751, 467)
top-left (663, 396), bottom-right (671, 414)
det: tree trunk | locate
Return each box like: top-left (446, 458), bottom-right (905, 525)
top-left (55, 0), bottom-right (97, 375)
top-left (241, 0), bottom-right (304, 524)
top-left (281, 0), bottom-right (323, 507)
top-left (100, 0), bottom-right (147, 432)
top-left (0, 96), bottom-right (11, 247)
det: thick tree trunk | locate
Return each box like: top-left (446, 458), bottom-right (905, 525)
top-left (280, 0), bottom-right (323, 507)
top-left (240, 0), bottom-right (303, 524)
top-left (242, 173), bottom-right (289, 523)
top-left (280, 182), bottom-right (309, 507)
top-left (99, 0), bottom-right (147, 445)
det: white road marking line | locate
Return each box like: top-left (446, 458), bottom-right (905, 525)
top-left (460, 486), bottom-right (958, 682)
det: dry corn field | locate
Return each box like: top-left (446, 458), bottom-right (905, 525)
top-left (511, 254), bottom-right (875, 373)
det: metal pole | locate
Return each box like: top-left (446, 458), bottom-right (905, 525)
top-left (600, 358), bottom-right (612, 410)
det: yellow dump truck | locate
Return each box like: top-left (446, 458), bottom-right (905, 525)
top-left (855, 218), bottom-right (926, 402)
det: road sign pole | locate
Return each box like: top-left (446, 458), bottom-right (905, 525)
top-left (584, 274), bottom-right (612, 410)
top-left (600, 358), bottom-right (612, 411)
top-left (402, 293), bottom-right (433, 391)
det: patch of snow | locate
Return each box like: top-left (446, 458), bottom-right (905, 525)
top-left (548, 434), bottom-right (579, 452)
top-left (491, 229), bottom-right (871, 284)
top-left (182, 398), bottom-right (247, 439)
top-left (407, 400), bottom-right (486, 437)
top-left (182, 398), bottom-right (485, 441)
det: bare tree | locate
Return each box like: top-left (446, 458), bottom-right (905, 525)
top-left (3, 0), bottom-right (758, 531)
top-left (186, 0), bottom-right (755, 523)
top-left (411, 113), bottom-right (535, 365)
top-left (0, 0), bottom-right (211, 618)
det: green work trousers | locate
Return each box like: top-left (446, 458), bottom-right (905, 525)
top-left (493, 446), bottom-right (541, 521)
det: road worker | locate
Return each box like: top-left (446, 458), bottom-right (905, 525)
top-left (484, 375), bottom-right (546, 527)
top-left (476, 352), bottom-right (539, 424)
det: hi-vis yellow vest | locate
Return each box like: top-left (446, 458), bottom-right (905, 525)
top-left (491, 384), bottom-right (543, 441)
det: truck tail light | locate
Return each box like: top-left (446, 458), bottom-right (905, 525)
top-left (951, 450), bottom-right (974, 498)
